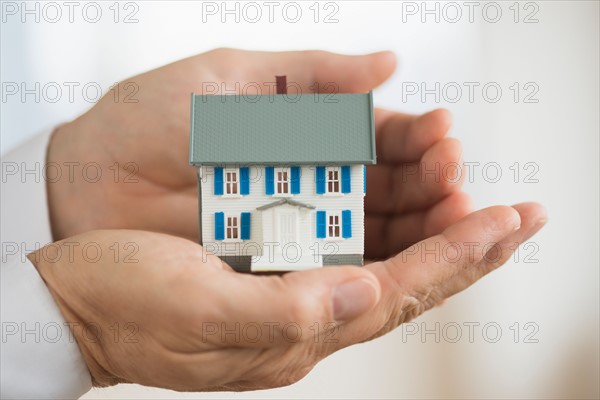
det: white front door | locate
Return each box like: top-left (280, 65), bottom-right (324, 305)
top-left (252, 206), bottom-right (322, 272)
top-left (278, 210), bottom-right (296, 248)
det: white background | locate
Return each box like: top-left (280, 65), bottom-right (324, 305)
top-left (1, 1), bottom-right (598, 398)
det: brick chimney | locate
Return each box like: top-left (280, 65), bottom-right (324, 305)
top-left (276, 75), bottom-right (287, 95)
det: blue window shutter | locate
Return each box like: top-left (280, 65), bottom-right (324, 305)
top-left (316, 211), bottom-right (326, 238)
top-left (214, 212), bottom-right (225, 240)
top-left (316, 166), bottom-right (325, 194)
top-left (363, 165), bottom-right (366, 194)
top-left (265, 166), bottom-right (274, 195)
top-left (241, 212), bottom-right (251, 240)
top-left (341, 166), bottom-right (351, 193)
top-left (342, 210), bottom-right (352, 238)
top-left (240, 167), bottom-right (250, 195)
top-left (291, 166), bottom-right (300, 194)
top-left (214, 167), bottom-right (224, 195)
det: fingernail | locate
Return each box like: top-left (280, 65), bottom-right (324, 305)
top-left (527, 218), bottom-right (548, 236)
top-left (333, 278), bottom-right (379, 322)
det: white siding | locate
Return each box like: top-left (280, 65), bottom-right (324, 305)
top-left (199, 165), bottom-right (365, 260)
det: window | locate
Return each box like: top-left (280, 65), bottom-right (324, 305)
top-left (316, 210), bottom-right (351, 240)
top-left (216, 212), bottom-right (250, 241)
top-left (328, 212), bottom-right (341, 239)
top-left (326, 167), bottom-right (340, 193)
top-left (225, 169), bottom-right (238, 195)
top-left (226, 215), bottom-right (239, 239)
top-left (275, 167), bottom-right (290, 195)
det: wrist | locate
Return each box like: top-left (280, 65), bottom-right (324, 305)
top-left (46, 120), bottom-right (89, 240)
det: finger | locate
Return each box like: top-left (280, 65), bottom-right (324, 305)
top-left (378, 205), bottom-right (521, 295)
top-left (199, 48), bottom-right (397, 93)
top-left (366, 137), bottom-right (464, 214)
top-left (365, 191), bottom-right (473, 259)
top-left (474, 202), bottom-right (547, 276)
top-left (197, 266), bottom-right (381, 348)
top-left (375, 108), bottom-right (452, 164)
top-left (428, 203), bottom-right (547, 305)
top-left (297, 50), bottom-right (397, 92)
top-left (325, 206), bottom-right (521, 352)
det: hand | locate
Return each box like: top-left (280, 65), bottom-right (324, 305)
top-left (47, 48), bottom-right (398, 240)
top-left (41, 48), bottom-right (547, 391)
top-left (30, 203), bottom-right (546, 391)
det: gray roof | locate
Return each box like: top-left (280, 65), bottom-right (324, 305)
top-left (189, 92), bottom-right (376, 165)
top-left (256, 198), bottom-right (316, 211)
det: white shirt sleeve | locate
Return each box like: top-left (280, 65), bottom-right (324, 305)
top-left (1, 131), bottom-right (93, 399)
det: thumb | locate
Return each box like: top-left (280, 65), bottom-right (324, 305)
top-left (211, 266), bottom-right (381, 347)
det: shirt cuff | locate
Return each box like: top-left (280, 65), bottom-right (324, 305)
top-left (1, 257), bottom-right (93, 399)
top-left (1, 130), bottom-right (54, 249)
top-left (1, 130), bottom-right (93, 399)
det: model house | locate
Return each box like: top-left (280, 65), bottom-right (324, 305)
top-left (189, 76), bottom-right (376, 272)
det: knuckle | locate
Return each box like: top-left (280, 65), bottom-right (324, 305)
top-left (270, 361), bottom-right (316, 388)
top-left (286, 297), bottom-right (317, 327)
top-left (245, 344), bottom-right (323, 389)
top-left (208, 47), bottom-right (234, 57)
top-left (281, 277), bottom-right (329, 328)
top-left (305, 49), bottom-right (327, 60)
top-left (280, 365), bottom-right (315, 387)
